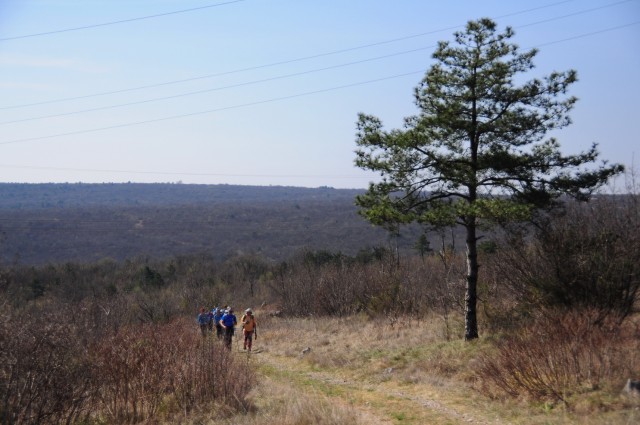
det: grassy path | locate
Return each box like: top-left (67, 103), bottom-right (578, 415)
top-left (253, 350), bottom-right (497, 425)
top-left (232, 315), bottom-right (638, 425)
top-left (239, 315), bottom-right (512, 425)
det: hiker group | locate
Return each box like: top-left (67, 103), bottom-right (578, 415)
top-left (197, 306), bottom-right (257, 351)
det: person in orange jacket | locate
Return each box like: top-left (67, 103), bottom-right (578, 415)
top-left (241, 308), bottom-right (257, 351)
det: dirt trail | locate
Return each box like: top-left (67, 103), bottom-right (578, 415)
top-left (251, 350), bottom-right (503, 425)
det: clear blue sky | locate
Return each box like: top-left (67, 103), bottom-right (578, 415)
top-left (1, 0), bottom-right (638, 188)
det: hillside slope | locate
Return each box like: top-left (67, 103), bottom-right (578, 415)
top-left (0, 183), bottom-right (409, 265)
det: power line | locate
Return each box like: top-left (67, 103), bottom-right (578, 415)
top-left (0, 0), bottom-right (583, 110)
top-left (0, 164), bottom-right (369, 180)
top-left (534, 20), bottom-right (640, 46)
top-left (1, 1), bottom-right (633, 126)
top-left (0, 0), bottom-right (248, 42)
top-left (1, 17), bottom-right (637, 148)
top-left (0, 0), bottom-right (576, 44)
top-left (0, 34), bottom-right (453, 111)
top-left (518, 0), bottom-right (636, 28)
top-left (0, 46), bottom-right (435, 125)
top-left (0, 70), bottom-right (424, 146)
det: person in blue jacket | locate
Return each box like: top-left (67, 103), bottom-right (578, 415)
top-left (219, 307), bottom-right (237, 349)
top-left (197, 307), bottom-right (210, 336)
top-left (212, 306), bottom-right (225, 340)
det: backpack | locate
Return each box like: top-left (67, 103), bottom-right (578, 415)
top-left (242, 315), bottom-right (256, 331)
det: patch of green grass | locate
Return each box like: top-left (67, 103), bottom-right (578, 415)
top-left (256, 362), bottom-right (279, 376)
top-left (363, 348), bottom-right (386, 360)
top-left (391, 411), bottom-right (407, 421)
top-left (299, 377), bottom-right (347, 398)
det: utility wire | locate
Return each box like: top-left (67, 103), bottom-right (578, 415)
top-left (0, 0), bottom-right (577, 43)
top-left (0, 70), bottom-right (424, 146)
top-left (0, 46), bottom-right (435, 125)
top-left (518, 0), bottom-right (636, 28)
top-left (0, 31), bottom-right (453, 111)
top-left (0, 164), bottom-right (367, 179)
top-left (0, 0), bottom-right (584, 110)
top-left (0, 0), bottom-right (247, 41)
top-left (0, 0), bottom-right (633, 125)
top-left (0, 0), bottom-right (632, 123)
top-left (534, 20), bottom-right (640, 46)
top-left (1, 18), bottom-right (637, 147)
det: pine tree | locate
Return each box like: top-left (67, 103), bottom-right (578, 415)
top-left (354, 18), bottom-right (623, 340)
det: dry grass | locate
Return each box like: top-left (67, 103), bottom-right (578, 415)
top-left (239, 377), bottom-right (374, 425)
top-left (167, 374), bottom-right (376, 425)
top-left (217, 310), bottom-right (640, 425)
top-left (258, 313), bottom-right (474, 382)
top-left (6, 302), bottom-right (636, 424)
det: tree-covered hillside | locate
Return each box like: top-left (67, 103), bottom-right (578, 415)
top-left (0, 182), bottom-right (362, 209)
top-left (0, 183), bottom-right (412, 265)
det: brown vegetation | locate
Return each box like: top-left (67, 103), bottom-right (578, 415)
top-left (248, 312), bottom-right (638, 424)
top-left (0, 182), bottom-right (638, 423)
top-left (0, 183), bottom-right (409, 265)
top-left (0, 306), bottom-right (254, 425)
top-left (478, 309), bottom-right (640, 406)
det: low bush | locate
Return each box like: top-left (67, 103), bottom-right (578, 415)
top-left (488, 196), bottom-right (640, 325)
top-left (477, 309), bottom-right (640, 406)
top-left (0, 305), bottom-right (93, 425)
top-left (0, 304), bottom-right (255, 425)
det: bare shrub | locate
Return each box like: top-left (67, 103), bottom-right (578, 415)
top-left (271, 249), bottom-right (467, 319)
top-left (477, 309), bottom-right (640, 405)
top-left (476, 252), bottom-right (524, 334)
top-left (490, 195), bottom-right (640, 325)
top-left (91, 318), bottom-right (255, 422)
top-left (92, 324), bottom-right (168, 422)
top-left (273, 256), bottom-right (371, 316)
top-left (0, 304), bottom-right (93, 425)
top-left (170, 334), bottom-right (254, 415)
top-left (309, 264), bottom-right (365, 316)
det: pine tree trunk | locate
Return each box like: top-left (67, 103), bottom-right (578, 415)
top-left (464, 223), bottom-right (479, 340)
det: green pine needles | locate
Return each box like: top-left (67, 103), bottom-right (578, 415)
top-left (354, 18), bottom-right (623, 340)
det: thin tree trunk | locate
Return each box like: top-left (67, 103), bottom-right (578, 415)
top-left (464, 223), bottom-right (479, 340)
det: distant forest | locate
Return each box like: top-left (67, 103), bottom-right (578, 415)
top-left (0, 183), bottom-right (424, 265)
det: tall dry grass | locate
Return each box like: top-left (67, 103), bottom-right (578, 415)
top-left (234, 378), bottom-right (372, 425)
top-left (249, 311), bottom-right (639, 423)
top-left (257, 312), bottom-right (473, 384)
